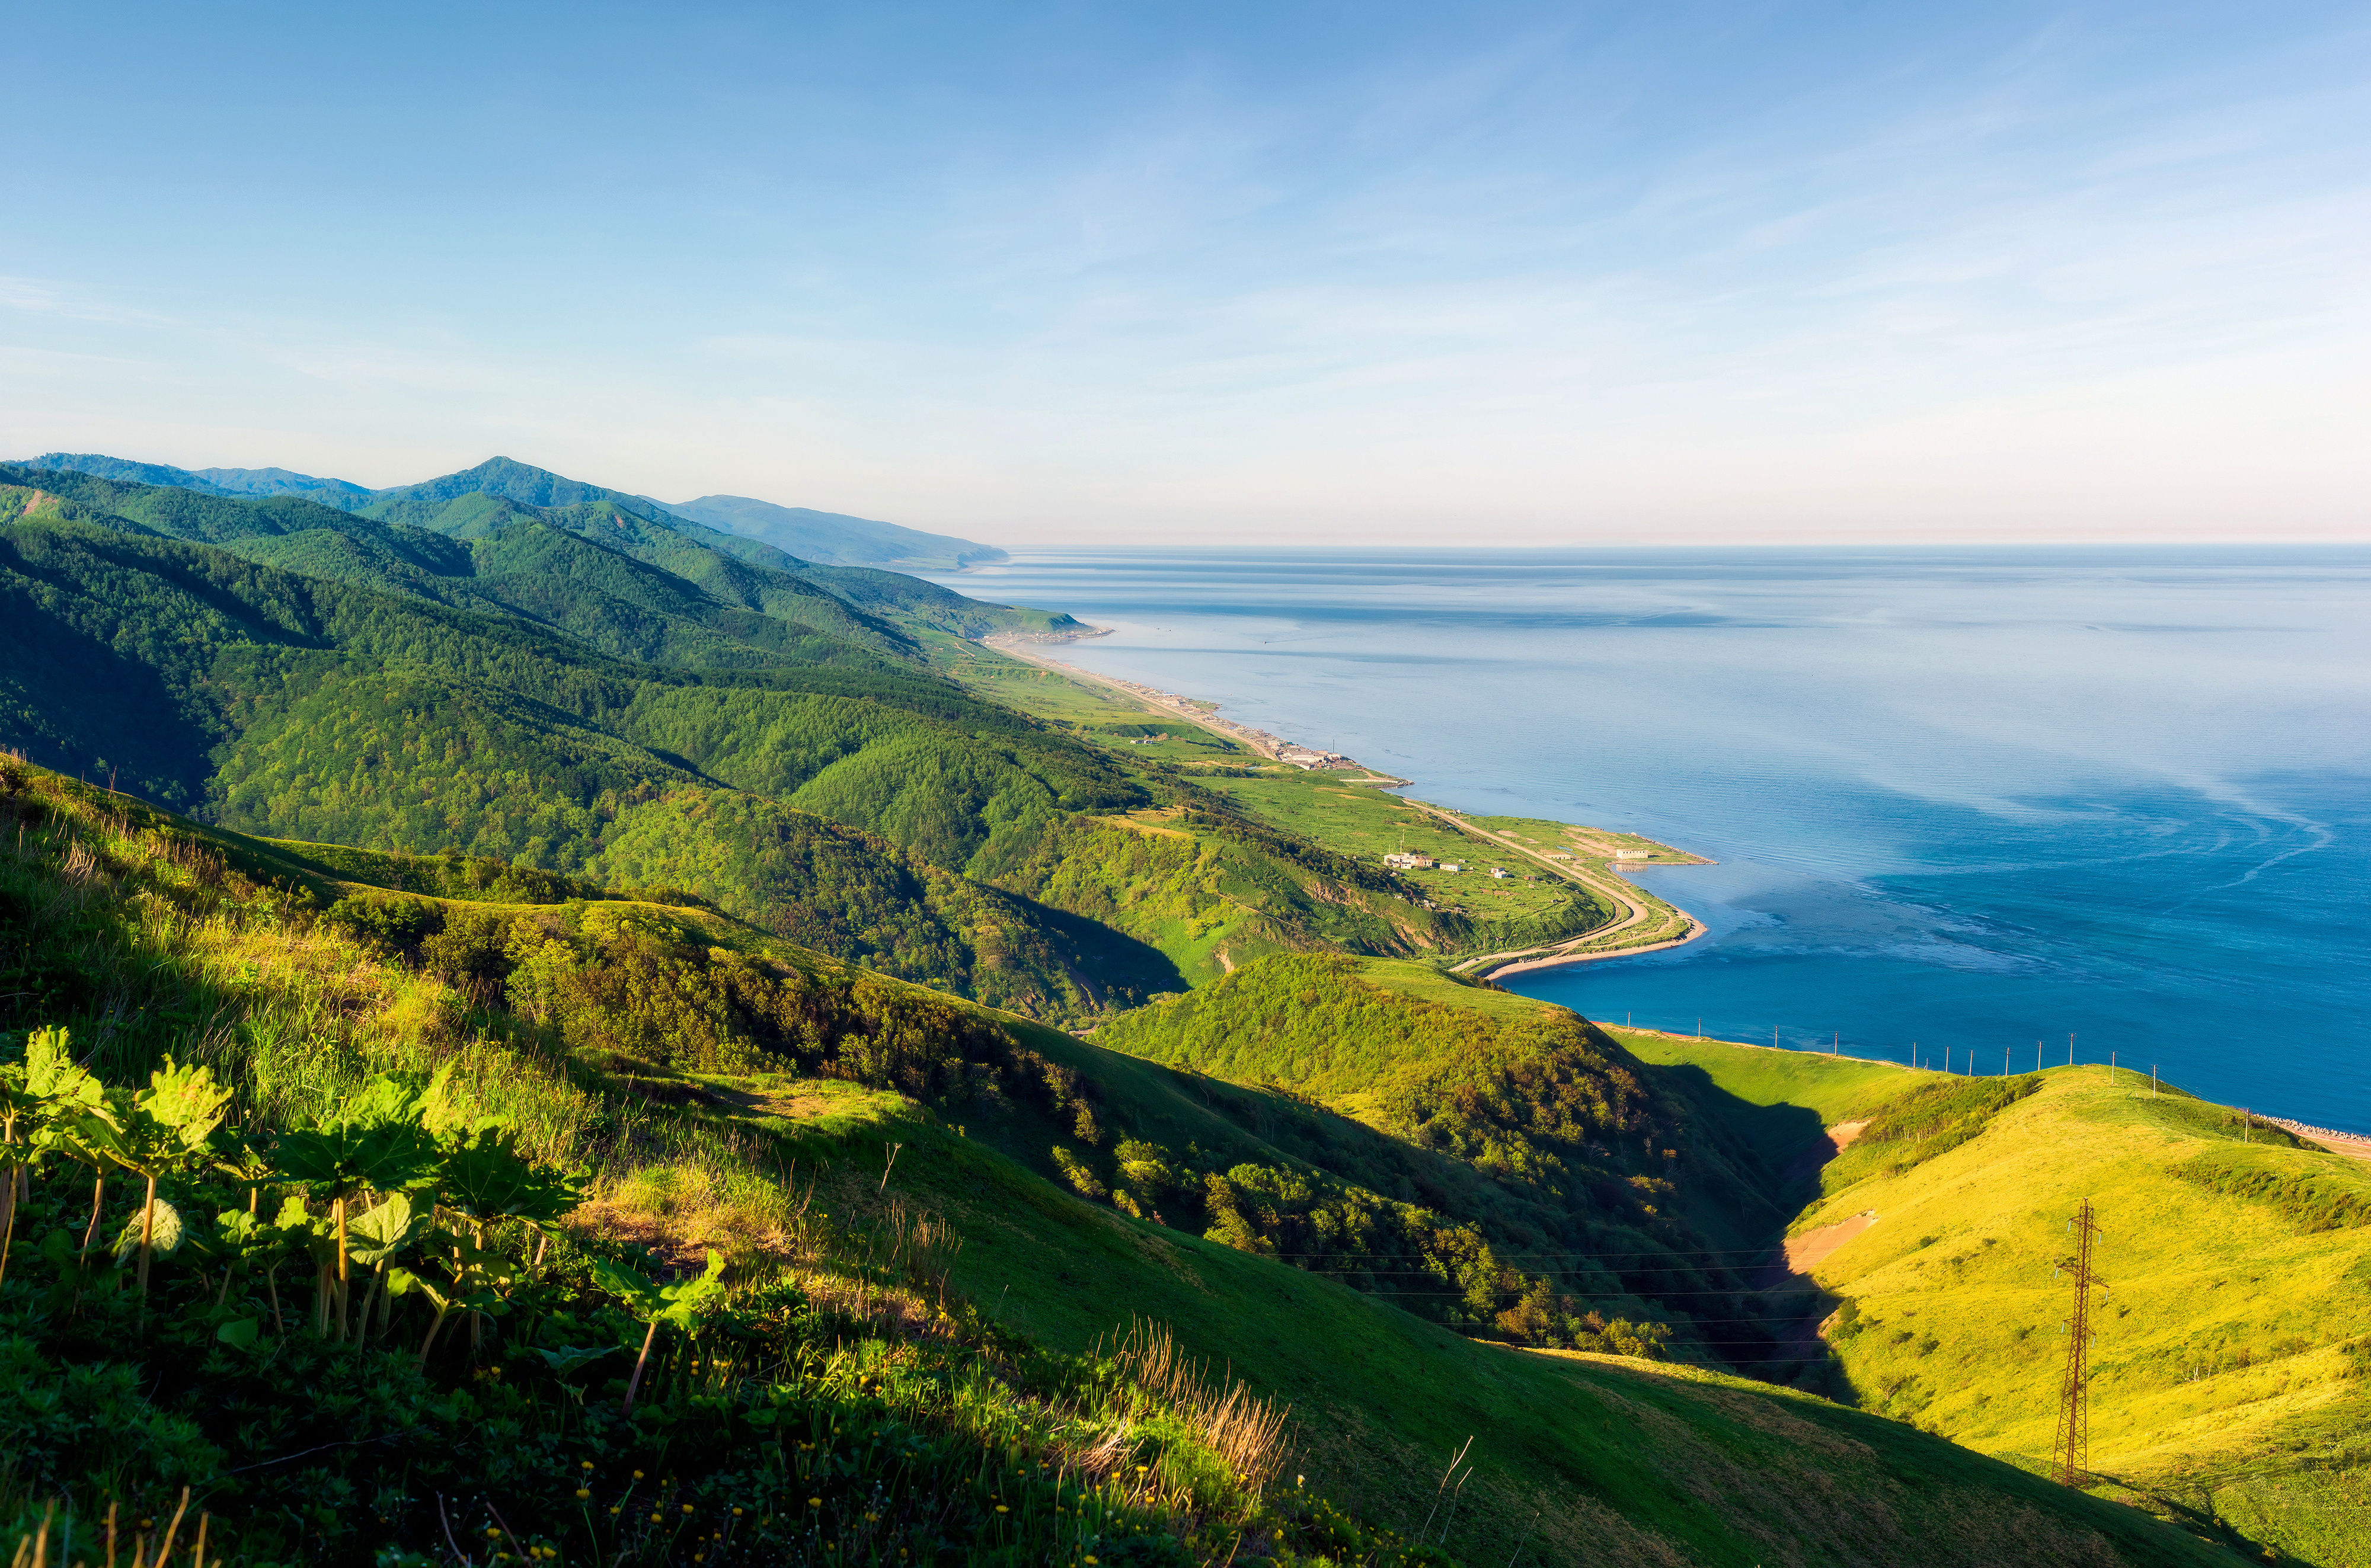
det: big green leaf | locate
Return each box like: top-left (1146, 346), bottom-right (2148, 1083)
top-left (346, 1192), bottom-right (421, 1265)
top-left (438, 1125), bottom-right (580, 1224)
top-left (111, 1198), bottom-right (184, 1260)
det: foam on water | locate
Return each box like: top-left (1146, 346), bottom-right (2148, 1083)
top-left (928, 546), bottom-right (2371, 1132)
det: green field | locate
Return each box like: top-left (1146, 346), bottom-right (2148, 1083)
top-left (1202, 769), bottom-right (1600, 925)
top-left (929, 639), bottom-right (1257, 766)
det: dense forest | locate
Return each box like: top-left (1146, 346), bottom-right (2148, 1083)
top-left (0, 461), bottom-right (1570, 1019)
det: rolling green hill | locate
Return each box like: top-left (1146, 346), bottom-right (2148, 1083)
top-left (0, 757), bottom-right (2250, 1566)
top-left (1617, 1032), bottom-right (2371, 1566)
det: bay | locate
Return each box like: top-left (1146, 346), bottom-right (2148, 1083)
top-left (926, 547), bottom-right (2371, 1134)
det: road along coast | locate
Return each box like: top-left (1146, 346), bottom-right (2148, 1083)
top-left (982, 630), bottom-right (1402, 776)
top-left (976, 631), bottom-right (1706, 968)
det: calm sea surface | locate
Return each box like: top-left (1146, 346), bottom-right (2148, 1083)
top-left (926, 548), bottom-right (2371, 1133)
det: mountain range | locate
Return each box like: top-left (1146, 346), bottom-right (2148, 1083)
top-left (20, 451), bottom-right (1005, 569)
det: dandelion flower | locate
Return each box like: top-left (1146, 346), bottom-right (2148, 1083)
top-left (576, 1489), bottom-right (591, 1500)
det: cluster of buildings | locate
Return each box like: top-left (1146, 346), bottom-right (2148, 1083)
top-left (1274, 743), bottom-right (1362, 771)
top-left (1382, 852), bottom-right (1514, 879)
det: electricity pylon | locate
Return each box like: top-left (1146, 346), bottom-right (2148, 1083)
top-left (2052, 1199), bottom-right (2106, 1486)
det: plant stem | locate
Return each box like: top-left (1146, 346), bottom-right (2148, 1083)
top-left (334, 1193), bottom-right (350, 1341)
top-left (623, 1317), bottom-right (660, 1414)
top-left (418, 1302), bottom-right (453, 1369)
top-left (81, 1170), bottom-right (106, 1256)
top-left (136, 1171), bottom-right (158, 1323)
top-left (0, 1162), bottom-right (17, 1292)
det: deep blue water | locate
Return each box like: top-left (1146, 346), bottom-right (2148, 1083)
top-left (926, 548), bottom-right (2371, 1133)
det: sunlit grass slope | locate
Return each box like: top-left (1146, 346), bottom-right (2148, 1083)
top-left (1613, 1033), bottom-right (2371, 1566)
top-left (0, 759), bottom-right (2237, 1565)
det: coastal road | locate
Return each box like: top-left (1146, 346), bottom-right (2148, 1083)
top-left (1397, 799), bottom-right (1704, 975)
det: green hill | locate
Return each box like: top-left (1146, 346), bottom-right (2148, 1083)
top-left (0, 468), bottom-right (1510, 1019)
top-left (1616, 1032), bottom-right (2371, 1566)
top-left (0, 758), bottom-right (2248, 1566)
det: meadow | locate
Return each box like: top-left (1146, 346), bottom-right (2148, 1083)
top-left (1617, 1033), bottom-right (2371, 1566)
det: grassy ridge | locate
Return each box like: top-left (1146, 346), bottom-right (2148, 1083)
top-left (1616, 1033), bottom-right (2371, 1566)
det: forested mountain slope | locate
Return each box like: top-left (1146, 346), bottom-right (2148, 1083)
top-left (0, 469), bottom-right (1501, 1017)
top-left (0, 759), bottom-right (2244, 1566)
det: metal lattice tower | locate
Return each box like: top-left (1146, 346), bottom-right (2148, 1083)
top-left (2052, 1198), bottom-right (2106, 1486)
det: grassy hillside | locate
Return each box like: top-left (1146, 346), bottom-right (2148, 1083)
top-left (0, 757), bottom-right (2244, 1566)
top-left (1091, 954), bottom-right (1808, 1365)
top-left (1616, 1032), bottom-right (2371, 1566)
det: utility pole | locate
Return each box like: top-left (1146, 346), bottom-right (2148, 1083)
top-left (2069, 1032), bottom-right (2076, 1068)
top-left (2053, 1199), bottom-right (2106, 1487)
top-left (2152, 1064), bottom-right (2158, 1096)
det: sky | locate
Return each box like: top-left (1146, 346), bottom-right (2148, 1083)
top-left (4, 1), bottom-right (2367, 545)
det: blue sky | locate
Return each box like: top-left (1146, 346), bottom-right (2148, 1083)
top-left (5, 1), bottom-right (2366, 543)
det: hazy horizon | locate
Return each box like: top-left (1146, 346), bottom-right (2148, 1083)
top-left (7, 1), bottom-right (2367, 547)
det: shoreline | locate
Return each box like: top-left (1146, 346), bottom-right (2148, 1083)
top-left (977, 629), bottom-right (1708, 967)
top-left (972, 629), bottom-right (2371, 1148)
top-left (982, 629), bottom-right (1400, 775)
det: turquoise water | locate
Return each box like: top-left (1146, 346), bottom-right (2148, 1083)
top-left (929, 548), bottom-right (2371, 1132)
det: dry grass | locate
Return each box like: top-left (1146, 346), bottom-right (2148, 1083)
top-left (1103, 1320), bottom-right (1293, 1494)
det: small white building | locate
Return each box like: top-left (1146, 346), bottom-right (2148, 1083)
top-left (1490, 866), bottom-right (1509, 879)
top-left (1383, 852), bottom-right (1436, 870)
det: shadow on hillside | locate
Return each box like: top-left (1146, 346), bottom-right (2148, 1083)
top-left (1640, 1060), bottom-right (1868, 1404)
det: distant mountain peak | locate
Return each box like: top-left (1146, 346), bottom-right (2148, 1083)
top-left (659, 494), bottom-right (1005, 570)
top-left (18, 452), bottom-right (372, 505)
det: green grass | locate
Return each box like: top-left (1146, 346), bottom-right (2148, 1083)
top-left (797, 1098), bottom-right (2242, 1567)
top-left (0, 759), bottom-right (2248, 1565)
top-left (1610, 1031), bottom-right (1917, 1172)
top-left (1203, 773), bottom-right (1596, 925)
top-left (1614, 1034), bottom-right (2371, 1566)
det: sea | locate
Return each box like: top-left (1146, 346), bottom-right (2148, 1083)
top-left (924, 548), bottom-right (2371, 1134)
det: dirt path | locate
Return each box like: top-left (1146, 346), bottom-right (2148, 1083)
top-left (1754, 1124), bottom-right (1876, 1360)
top-left (1779, 1119), bottom-right (1867, 1188)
